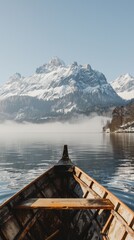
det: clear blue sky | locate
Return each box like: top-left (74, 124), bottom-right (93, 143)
top-left (0, 0), bottom-right (134, 83)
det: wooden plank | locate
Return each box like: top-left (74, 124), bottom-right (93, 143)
top-left (125, 233), bottom-right (134, 240)
top-left (79, 172), bottom-right (92, 187)
top-left (74, 175), bottom-right (99, 198)
top-left (16, 198), bottom-right (114, 210)
top-left (111, 210), bottom-right (134, 237)
top-left (75, 167), bottom-right (134, 215)
top-left (15, 211), bottom-right (41, 240)
top-left (107, 216), bottom-right (126, 240)
top-left (117, 204), bottom-right (134, 225)
top-left (101, 213), bottom-right (114, 234)
top-left (44, 229), bottom-right (60, 240)
top-left (92, 183), bottom-right (106, 198)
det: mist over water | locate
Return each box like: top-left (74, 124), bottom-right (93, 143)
top-left (0, 116), bottom-right (134, 211)
top-left (0, 116), bottom-right (109, 145)
top-left (0, 115), bottom-right (108, 134)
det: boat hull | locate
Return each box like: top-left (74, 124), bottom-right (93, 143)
top-left (0, 165), bottom-right (134, 240)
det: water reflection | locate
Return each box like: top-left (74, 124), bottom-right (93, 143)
top-left (0, 132), bottom-right (134, 210)
top-left (110, 133), bottom-right (134, 158)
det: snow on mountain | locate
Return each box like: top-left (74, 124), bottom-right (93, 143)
top-left (111, 73), bottom-right (134, 100)
top-left (36, 56), bottom-right (65, 74)
top-left (0, 57), bottom-right (121, 102)
top-left (0, 57), bottom-right (124, 122)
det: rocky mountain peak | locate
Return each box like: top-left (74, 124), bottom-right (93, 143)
top-left (71, 61), bottom-right (78, 67)
top-left (48, 56), bottom-right (65, 67)
top-left (9, 73), bottom-right (22, 82)
top-left (0, 57), bottom-right (125, 123)
top-left (111, 73), bottom-right (134, 100)
top-left (36, 57), bottom-right (65, 74)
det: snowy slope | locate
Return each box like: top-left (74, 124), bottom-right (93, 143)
top-left (0, 57), bottom-right (124, 122)
top-left (111, 73), bottom-right (134, 100)
top-left (0, 57), bottom-right (121, 102)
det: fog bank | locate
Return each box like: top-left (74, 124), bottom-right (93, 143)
top-left (0, 116), bottom-right (110, 135)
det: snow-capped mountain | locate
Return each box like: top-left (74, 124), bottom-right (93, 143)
top-left (111, 73), bottom-right (134, 100)
top-left (0, 57), bottom-right (124, 122)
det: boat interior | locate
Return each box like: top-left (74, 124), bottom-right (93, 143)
top-left (0, 165), bottom-right (112, 240)
top-left (0, 146), bottom-right (134, 240)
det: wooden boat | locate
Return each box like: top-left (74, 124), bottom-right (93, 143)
top-left (0, 145), bottom-right (134, 240)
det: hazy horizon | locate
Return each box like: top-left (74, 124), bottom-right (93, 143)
top-left (0, 116), bottom-right (110, 140)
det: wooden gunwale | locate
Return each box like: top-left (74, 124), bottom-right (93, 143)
top-left (74, 166), bottom-right (134, 238)
top-left (73, 174), bottom-right (100, 199)
top-left (0, 166), bottom-right (54, 209)
top-left (75, 166), bottom-right (134, 216)
top-left (111, 210), bottom-right (134, 236)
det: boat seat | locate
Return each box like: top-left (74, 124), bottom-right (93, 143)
top-left (15, 198), bottom-right (114, 210)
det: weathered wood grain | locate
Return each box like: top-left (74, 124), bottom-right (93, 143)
top-left (16, 198), bottom-right (114, 210)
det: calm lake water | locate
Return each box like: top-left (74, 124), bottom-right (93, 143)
top-left (0, 126), bottom-right (134, 210)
